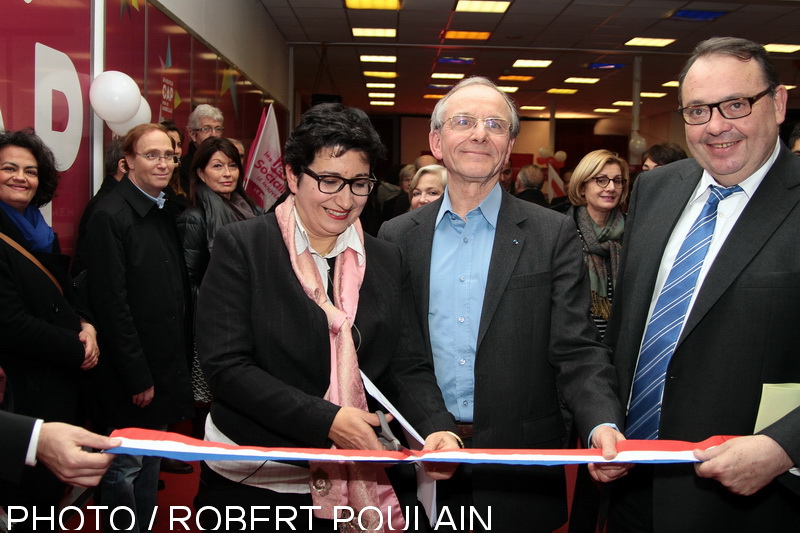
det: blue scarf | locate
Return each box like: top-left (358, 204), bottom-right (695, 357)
top-left (0, 200), bottom-right (55, 253)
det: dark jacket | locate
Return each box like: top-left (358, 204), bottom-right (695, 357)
top-left (0, 209), bottom-right (85, 423)
top-left (0, 209), bottom-right (87, 506)
top-left (84, 176), bottom-right (193, 428)
top-left (515, 187), bottom-right (549, 207)
top-left (176, 182), bottom-right (263, 302)
top-left (72, 177), bottom-right (118, 277)
top-left (196, 214), bottom-right (456, 451)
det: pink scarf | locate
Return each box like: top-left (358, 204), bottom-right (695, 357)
top-left (275, 196), bottom-right (404, 532)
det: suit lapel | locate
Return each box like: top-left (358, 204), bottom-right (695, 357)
top-left (406, 202), bottom-right (439, 348)
top-left (681, 148), bottom-right (800, 342)
top-left (477, 193), bottom-right (525, 349)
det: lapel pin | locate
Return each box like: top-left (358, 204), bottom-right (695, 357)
top-left (513, 239), bottom-right (519, 245)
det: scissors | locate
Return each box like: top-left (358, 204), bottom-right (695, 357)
top-left (375, 410), bottom-right (403, 452)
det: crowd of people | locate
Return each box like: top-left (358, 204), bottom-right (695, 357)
top-left (1, 35), bottom-right (800, 533)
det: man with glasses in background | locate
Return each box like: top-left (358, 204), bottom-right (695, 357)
top-left (380, 77), bottom-right (626, 532)
top-left (85, 123), bottom-right (194, 533)
top-left (180, 103), bottom-right (225, 192)
top-left (605, 37), bottom-right (800, 531)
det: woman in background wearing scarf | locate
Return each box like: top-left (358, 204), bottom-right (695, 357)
top-left (193, 104), bottom-right (459, 532)
top-left (564, 149), bottom-right (629, 533)
top-left (0, 129), bottom-right (99, 522)
top-left (566, 149), bottom-right (629, 340)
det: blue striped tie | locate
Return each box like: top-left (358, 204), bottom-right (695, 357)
top-left (626, 184), bottom-right (743, 440)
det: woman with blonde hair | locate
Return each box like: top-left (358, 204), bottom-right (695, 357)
top-left (409, 164), bottom-right (447, 210)
top-left (566, 149), bottom-right (630, 337)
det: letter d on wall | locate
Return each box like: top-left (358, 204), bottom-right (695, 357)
top-left (35, 43), bottom-right (82, 170)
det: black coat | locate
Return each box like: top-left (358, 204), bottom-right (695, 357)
top-left (0, 209), bottom-right (87, 506)
top-left (0, 209), bottom-right (85, 423)
top-left (84, 177), bottom-right (193, 428)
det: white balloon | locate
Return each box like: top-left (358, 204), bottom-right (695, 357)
top-left (106, 96), bottom-right (152, 136)
top-left (539, 146), bottom-right (554, 158)
top-left (629, 131), bottom-right (647, 156)
top-left (554, 150), bottom-right (567, 162)
top-left (89, 71), bottom-right (141, 123)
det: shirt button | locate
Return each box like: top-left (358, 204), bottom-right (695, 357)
top-left (459, 276), bottom-right (465, 282)
top-left (463, 237), bottom-right (469, 243)
top-left (462, 400), bottom-right (468, 407)
top-left (458, 316), bottom-right (465, 323)
top-left (459, 359), bottom-right (466, 365)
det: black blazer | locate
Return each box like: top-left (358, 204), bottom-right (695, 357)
top-left (605, 147), bottom-right (800, 531)
top-left (196, 213), bottom-right (456, 451)
top-left (84, 177), bottom-right (193, 428)
top-left (379, 190), bottom-right (622, 531)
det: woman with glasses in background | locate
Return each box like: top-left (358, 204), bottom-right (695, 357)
top-left (566, 149), bottom-right (629, 339)
top-left (193, 103), bottom-right (459, 532)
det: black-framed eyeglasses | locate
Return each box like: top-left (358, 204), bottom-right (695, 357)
top-left (193, 126), bottom-right (225, 134)
top-left (302, 167), bottom-right (377, 196)
top-left (445, 114), bottom-right (511, 136)
top-left (590, 176), bottom-right (627, 189)
top-left (678, 87), bottom-right (772, 125)
top-left (136, 152), bottom-right (179, 164)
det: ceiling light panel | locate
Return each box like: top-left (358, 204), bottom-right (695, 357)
top-left (594, 108), bottom-right (620, 113)
top-left (497, 86), bottom-right (519, 93)
top-left (513, 59), bottom-right (553, 68)
top-left (370, 100), bottom-right (395, 106)
top-left (444, 31), bottom-right (491, 40)
top-left (565, 77), bottom-right (599, 84)
top-left (363, 71), bottom-right (398, 78)
top-left (640, 92), bottom-right (666, 98)
top-left (455, 1), bottom-right (510, 13)
top-left (366, 83), bottom-right (396, 88)
top-left (547, 88), bottom-right (578, 94)
top-left (520, 106), bottom-right (546, 111)
top-left (764, 44), bottom-right (800, 53)
top-left (625, 37), bottom-right (675, 47)
top-left (352, 28), bottom-right (396, 38)
top-left (432, 73), bottom-right (465, 79)
top-left (360, 55), bottom-right (397, 63)
top-left (499, 75), bottom-right (533, 82)
top-left (346, 0), bottom-right (402, 10)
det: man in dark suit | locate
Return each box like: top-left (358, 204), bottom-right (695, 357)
top-left (85, 123), bottom-right (193, 533)
top-left (379, 77), bottom-right (626, 532)
top-left (605, 37), bottom-right (800, 532)
top-left (0, 411), bottom-right (118, 487)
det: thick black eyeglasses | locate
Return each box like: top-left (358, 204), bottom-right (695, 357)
top-left (590, 176), bottom-right (627, 188)
top-left (302, 167), bottom-right (377, 196)
top-left (678, 88), bottom-right (772, 125)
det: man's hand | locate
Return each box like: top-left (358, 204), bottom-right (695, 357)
top-left (694, 434), bottom-right (793, 496)
top-left (588, 425), bottom-right (633, 482)
top-left (37, 422), bottom-right (120, 487)
top-left (132, 386), bottom-right (154, 408)
top-left (420, 431), bottom-right (461, 480)
top-left (328, 407), bottom-right (385, 450)
top-left (78, 320), bottom-right (99, 370)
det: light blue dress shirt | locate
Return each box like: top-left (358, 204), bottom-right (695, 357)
top-left (428, 183), bottom-right (502, 422)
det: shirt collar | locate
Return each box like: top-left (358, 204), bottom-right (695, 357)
top-left (292, 207), bottom-right (365, 265)
top-left (435, 182), bottom-right (503, 228)
top-left (130, 180), bottom-right (167, 209)
top-left (693, 137), bottom-right (780, 202)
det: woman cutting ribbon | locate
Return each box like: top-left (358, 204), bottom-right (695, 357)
top-left (193, 103), bottom-right (459, 532)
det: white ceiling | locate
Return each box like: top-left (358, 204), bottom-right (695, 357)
top-left (259, 0), bottom-right (800, 120)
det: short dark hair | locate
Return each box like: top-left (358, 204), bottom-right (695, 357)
top-left (642, 143), bottom-right (688, 166)
top-left (160, 120), bottom-right (184, 144)
top-left (283, 103), bottom-right (386, 180)
top-left (788, 123), bottom-right (800, 150)
top-left (190, 137), bottom-right (257, 210)
top-left (678, 37), bottom-right (780, 107)
top-left (103, 138), bottom-right (124, 180)
top-left (0, 128), bottom-right (60, 207)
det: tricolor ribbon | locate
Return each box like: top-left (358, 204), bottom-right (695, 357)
top-left (109, 429), bottom-right (734, 465)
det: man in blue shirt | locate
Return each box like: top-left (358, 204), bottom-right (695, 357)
top-left (380, 77), bottom-right (626, 532)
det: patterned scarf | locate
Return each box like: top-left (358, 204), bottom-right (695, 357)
top-left (275, 195), bottom-right (404, 532)
top-left (574, 205), bottom-right (624, 320)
